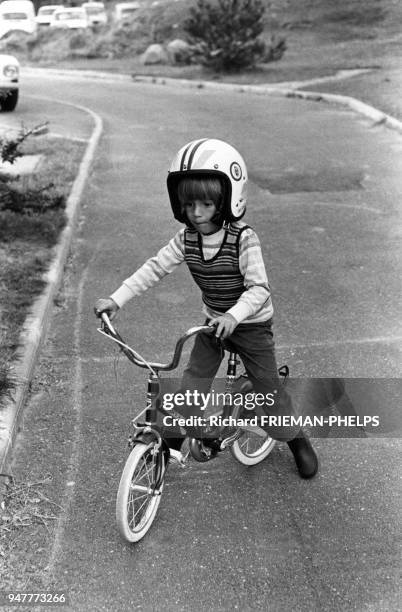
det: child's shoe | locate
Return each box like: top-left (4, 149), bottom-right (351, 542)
top-left (287, 433), bottom-right (318, 479)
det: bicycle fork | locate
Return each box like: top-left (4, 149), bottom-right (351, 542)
top-left (127, 372), bottom-right (169, 491)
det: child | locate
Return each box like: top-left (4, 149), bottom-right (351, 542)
top-left (95, 138), bottom-right (318, 478)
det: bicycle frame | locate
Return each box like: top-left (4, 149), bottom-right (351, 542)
top-left (97, 314), bottom-right (250, 456)
top-left (98, 315), bottom-right (215, 441)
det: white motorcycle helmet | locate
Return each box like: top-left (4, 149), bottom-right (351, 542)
top-left (167, 138), bottom-right (248, 223)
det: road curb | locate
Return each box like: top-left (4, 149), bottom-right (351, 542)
top-left (131, 74), bottom-right (402, 135)
top-left (285, 89), bottom-right (402, 135)
top-left (0, 100), bottom-right (103, 475)
top-left (21, 66), bottom-right (133, 82)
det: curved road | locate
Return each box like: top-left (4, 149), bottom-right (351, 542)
top-left (8, 72), bottom-right (402, 611)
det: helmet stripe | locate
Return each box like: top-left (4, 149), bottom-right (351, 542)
top-left (180, 141), bottom-right (194, 171)
top-left (187, 138), bottom-right (209, 170)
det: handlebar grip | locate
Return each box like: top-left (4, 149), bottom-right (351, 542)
top-left (100, 312), bottom-right (116, 335)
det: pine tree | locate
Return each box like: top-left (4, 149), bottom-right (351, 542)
top-left (184, 0), bottom-right (267, 72)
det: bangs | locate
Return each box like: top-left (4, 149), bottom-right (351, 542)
top-left (178, 176), bottom-right (223, 205)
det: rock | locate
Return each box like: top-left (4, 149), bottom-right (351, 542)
top-left (166, 38), bottom-right (192, 64)
top-left (140, 43), bottom-right (169, 65)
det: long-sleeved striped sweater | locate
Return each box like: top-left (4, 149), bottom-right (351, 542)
top-left (110, 221), bottom-right (273, 324)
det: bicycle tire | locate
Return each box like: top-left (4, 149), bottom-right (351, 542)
top-left (116, 442), bottom-right (165, 542)
top-left (230, 427), bottom-right (276, 466)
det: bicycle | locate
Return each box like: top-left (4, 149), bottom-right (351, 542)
top-left (97, 313), bottom-right (283, 543)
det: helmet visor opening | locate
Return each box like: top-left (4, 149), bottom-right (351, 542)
top-left (168, 170), bottom-right (232, 223)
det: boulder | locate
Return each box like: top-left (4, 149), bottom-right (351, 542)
top-left (166, 38), bottom-right (192, 64)
top-left (141, 43), bottom-right (169, 65)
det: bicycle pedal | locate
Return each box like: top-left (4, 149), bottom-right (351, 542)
top-left (189, 438), bottom-right (218, 462)
top-left (168, 448), bottom-right (187, 468)
top-left (201, 439), bottom-right (221, 454)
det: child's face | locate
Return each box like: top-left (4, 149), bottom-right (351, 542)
top-left (184, 199), bottom-right (220, 234)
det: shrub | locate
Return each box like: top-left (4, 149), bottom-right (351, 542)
top-left (135, 0), bottom-right (189, 45)
top-left (0, 125), bottom-right (66, 245)
top-left (69, 31), bottom-right (89, 50)
top-left (184, 0), bottom-right (268, 72)
top-left (0, 123), bottom-right (46, 165)
top-left (89, 21), bottom-right (149, 58)
top-left (263, 34), bottom-right (287, 62)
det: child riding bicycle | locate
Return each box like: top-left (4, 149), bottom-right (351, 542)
top-left (95, 138), bottom-right (318, 478)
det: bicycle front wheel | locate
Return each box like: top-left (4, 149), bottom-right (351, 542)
top-left (231, 427), bottom-right (276, 466)
top-left (116, 442), bottom-right (165, 543)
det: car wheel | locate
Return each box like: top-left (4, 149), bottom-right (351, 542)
top-left (1, 89), bottom-right (18, 112)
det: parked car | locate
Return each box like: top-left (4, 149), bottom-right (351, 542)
top-left (0, 53), bottom-right (19, 111)
top-left (114, 2), bottom-right (140, 25)
top-left (36, 4), bottom-right (63, 26)
top-left (0, 0), bottom-right (37, 38)
top-left (82, 1), bottom-right (107, 26)
top-left (50, 7), bottom-right (89, 29)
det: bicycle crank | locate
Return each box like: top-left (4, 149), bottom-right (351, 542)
top-left (188, 438), bottom-right (219, 462)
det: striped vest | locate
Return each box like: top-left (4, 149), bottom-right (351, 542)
top-left (184, 225), bottom-right (249, 313)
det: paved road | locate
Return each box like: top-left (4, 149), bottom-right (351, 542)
top-left (9, 73), bottom-right (402, 611)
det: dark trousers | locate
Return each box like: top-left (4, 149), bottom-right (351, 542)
top-left (178, 319), bottom-right (300, 442)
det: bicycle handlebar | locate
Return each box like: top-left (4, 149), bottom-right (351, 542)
top-left (97, 313), bottom-right (214, 372)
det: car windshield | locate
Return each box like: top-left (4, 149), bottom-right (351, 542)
top-left (2, 13), bottom-right (28, 20)
top-left (55, 11), bottom-right (83, 20)
top-left (122, 7), bottom-right (137, 15)
top-left (86, 7), bottom-right (103, 14)
top-left (39, 8), bottom-right (57, 15)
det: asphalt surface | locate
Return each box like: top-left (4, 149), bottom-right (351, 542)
top-left (6, 72), bottom-right (402, 611)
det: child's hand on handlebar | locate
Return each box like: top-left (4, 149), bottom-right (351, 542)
top-left (94, 298), bottom-right (119, 320)
top-left (208, 313), bottom-right (238, 339)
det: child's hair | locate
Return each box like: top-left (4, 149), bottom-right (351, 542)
top-left (178, 176), bottom-right (222, 206)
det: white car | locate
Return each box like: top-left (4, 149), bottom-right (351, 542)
top-left (82, 2), bottom-right (107, 26)
top-left (0, 53), bottom-right (19, 111)
top-left (0, 0), bottom-right (37, 38)
top-left (114, 2), bottom-right (140, 25)
top-left (36, 4), bottom-right (63, 26)
top-left (51, 7), bottom-right (89, 29)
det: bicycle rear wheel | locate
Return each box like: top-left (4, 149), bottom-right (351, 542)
top-left (116, 442), bottom-right (165, 542)
top-left (231, 427), bottom-right (276, 466)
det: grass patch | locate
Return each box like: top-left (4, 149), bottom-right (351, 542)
top-left (0, 474), bottom-right (59, 589)
top-left (0, 135), bottom-right (85, 405)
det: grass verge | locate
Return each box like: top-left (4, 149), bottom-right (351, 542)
top-left (0, 474), bottom-right (59, 590)
top-left (0, 135), bottom-right (85, 407)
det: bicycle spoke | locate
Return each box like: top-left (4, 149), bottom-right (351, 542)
top-left (132, 498), bottom-right (149, 526)
top-left (239, 437), bottom-right (251, 452)
top-left (135, 457), bottom-right (156, 486)
top-left (127, 491), bottom-right (148, 526)
top-left (128, 491), bottom-right (148, 503)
